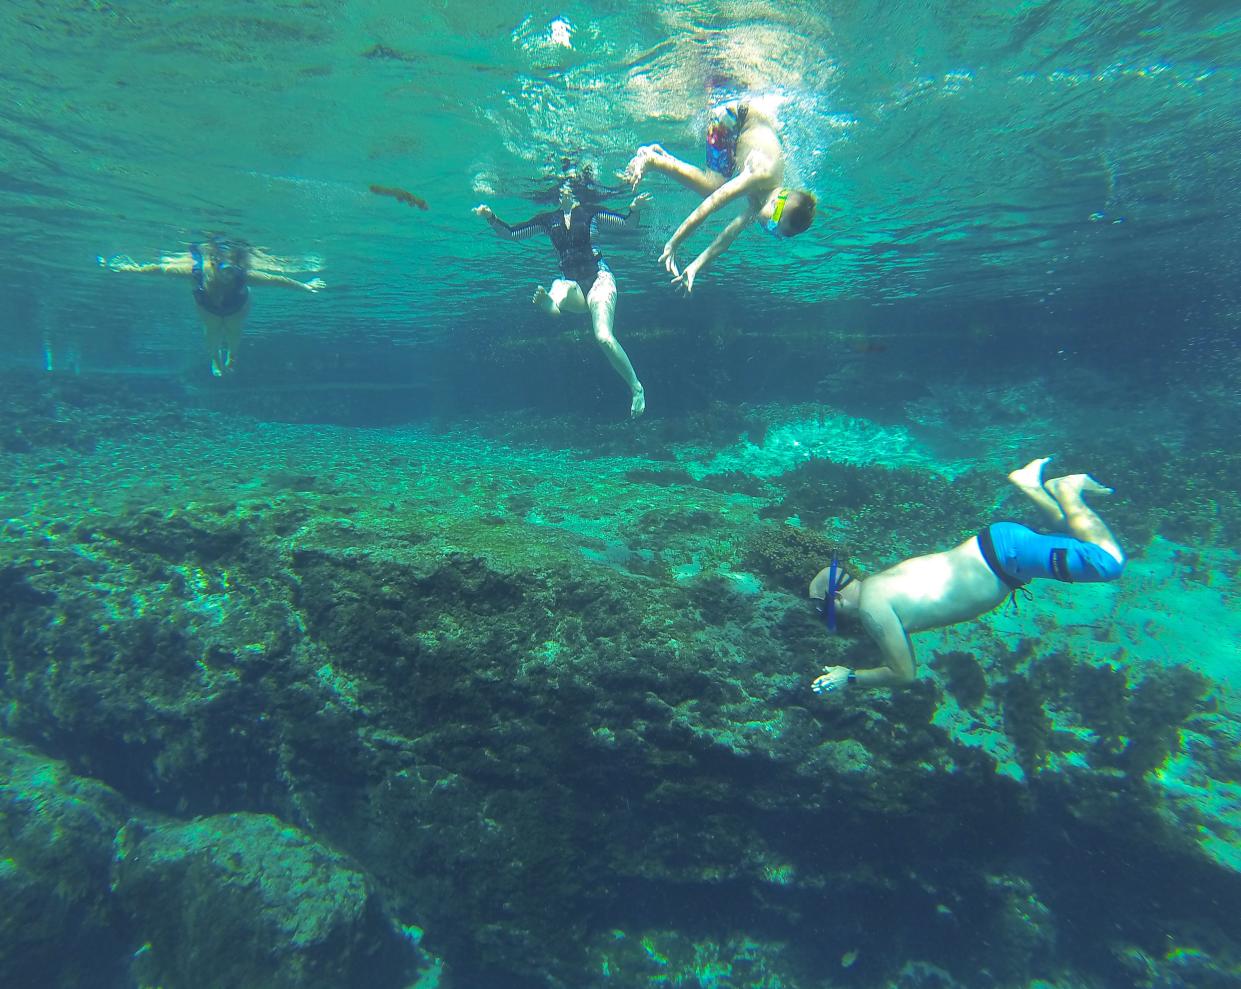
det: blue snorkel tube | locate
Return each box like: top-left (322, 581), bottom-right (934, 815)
top-left (819, 552), bottom-right (841, 632)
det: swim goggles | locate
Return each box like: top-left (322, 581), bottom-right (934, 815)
top-left (191, 241), bottom-right (236, 272)
top-left (814, 552), bottom-right (854, 632)
top-left (764, 189), bottom-right (789, 237)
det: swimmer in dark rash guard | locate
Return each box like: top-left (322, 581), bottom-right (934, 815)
top-left (474, 183), bottom-right (649, 418)
top-left (808, 457), bottom-right (1126, 695)
top-left (111, 236), bottom-right (325, 377)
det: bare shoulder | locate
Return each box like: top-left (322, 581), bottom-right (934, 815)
top-left (857, 573), bottom-right (898, 617)
top-left (739, 97), bottom-right (779, 129)
top-left (857, 583), bottom-right (904, 641)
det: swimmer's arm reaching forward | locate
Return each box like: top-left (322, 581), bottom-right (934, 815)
top-left (812, 596), bottom-right (917, 694)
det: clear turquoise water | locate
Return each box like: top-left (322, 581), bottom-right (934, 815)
top-left (2, 4), bottom-right (1241, 989)
top-left (3, 1), bottom-right (1239, 373)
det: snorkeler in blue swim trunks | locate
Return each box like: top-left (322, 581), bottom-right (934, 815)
top-left (474, 183), bottom-right (649, 418)
top-left (111, 237), bottom-right (325, 376)
top-left (624, 96), bottom-right (818, 293)
top-left (807, 457), bottom-right (1126, 694)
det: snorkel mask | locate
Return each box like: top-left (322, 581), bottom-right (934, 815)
top-left (764, 189), bottom-right (789, 238)
top-left (814, 552), bottom-right (854, 632)
top-left (191, 238), bottom-right (237, 273)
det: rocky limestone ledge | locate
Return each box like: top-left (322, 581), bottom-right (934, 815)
top-left (0, 737), bottom-right (428, 989)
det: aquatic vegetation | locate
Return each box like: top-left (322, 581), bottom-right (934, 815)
top-left (930, 650), bottom-right (988, 709)
top-left (758, 456), bottom-right (994, 564)
top-left (743, 521), bottom-right (835, 594)
top-left (2, 366), bottom-right (1240, 989)
top-left (3, 0), bottom-right (1241, 974)
top-left (370, 184), bottom-right (430, 210)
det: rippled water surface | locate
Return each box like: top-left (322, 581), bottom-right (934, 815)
top-left (3, 1), bottom-right (1240, 377)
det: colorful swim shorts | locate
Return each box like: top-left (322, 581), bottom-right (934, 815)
top-left (706, 101), bottom-right (747, 177)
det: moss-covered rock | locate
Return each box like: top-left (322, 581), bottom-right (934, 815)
top-left (931, 650), bottom-right (988, 709)
top-left (3, 377), bottom-right (1241, 989)
top-left (743, 522), bottom-right (835, 594)
top-left (111, 812), bottom-right (418, 989)
top-left (0, 738), bottom-right (128, 989)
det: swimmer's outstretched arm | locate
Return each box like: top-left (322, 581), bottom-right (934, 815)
top-left (473, 204), bottom-right (547, 242)
top-left (112, 260), bottom-right (194, 277)
top-left (248, 270), bottom-right (326, 293)
top-left (589, 194), bottom-right (651, 236)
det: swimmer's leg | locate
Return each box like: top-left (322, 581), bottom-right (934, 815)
top-left (534, 279), bottom-right (584, 316)
top-left (1045, 473), bottom-right (1124, 565)
top-left (198, 310), bottom-right (229, 377)
top-left (625, 145), bottom-right (725, 198)
top-left (219, 305), bottom-right (248, 374)
top-left (586, 270), bottom-right (644, 417)
top-left (1008, 456), bottom-right (1063, 526)
top-left (197, 303), bottom-right (248, 376)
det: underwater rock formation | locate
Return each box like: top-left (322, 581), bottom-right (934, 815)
top-left (113, 813), bottom-right (415, 989)
top-left (2, 380), bottom-right (1240, 988)
top-left (0, 738), bottom-right (424, 989)
top-left (0, 737), bottom-right (128, 989)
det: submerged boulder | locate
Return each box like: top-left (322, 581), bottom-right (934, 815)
top-left (0, 737), bottom-right (128, 989)
top-left (111, 812), bottom-right (418, 989)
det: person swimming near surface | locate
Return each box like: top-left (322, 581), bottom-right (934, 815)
top-left (111, 237), bottom-right (325, 376)
top-left (474, 183), bottom-right (649, 418)
top-left (623, 97), bottom-right (816, 294)
top-left (809, 457), bottom-right (1126, 694)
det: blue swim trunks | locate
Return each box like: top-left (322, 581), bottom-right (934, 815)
top-left (977, 521), bottom-right (1124, 589)
top-left (706, 101), bottom-right (747, 177)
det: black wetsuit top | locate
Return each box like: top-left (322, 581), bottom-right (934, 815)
top-left (488, 204), bottom-right (636, 293)
top-left (191, 247), bottom-right (250, 317)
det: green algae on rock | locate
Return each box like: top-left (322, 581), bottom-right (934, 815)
top-left (2, 379), bottom-right (1241, 988)
top-left (113, 812), bottom-right (416, 989)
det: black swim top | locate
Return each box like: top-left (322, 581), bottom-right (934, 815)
top-left (191, 244), bottom-right (250, 317)
top-left (487, 204), bottom-right (637, 292)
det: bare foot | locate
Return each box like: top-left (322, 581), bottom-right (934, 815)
top-left (621, 145), bottom-right (668, 190)
top-left (532, 285), bottom-right (559, 315)
top-left (1046, 473), bottom-right (1114, 500)
top-left (630, 385), bottom-right (646, 418)
top-left (1008, 456), bottom-right (1053, 492)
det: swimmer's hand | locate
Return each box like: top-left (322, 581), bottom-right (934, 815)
top-left (303, 278), bottom-right (326, 293)
top-left (670, 260), bottom-right (700, 295)
top-left (659, 239), bottom-right (680, 277)
top-left (622, 145), bottom-right (669, 191)
top-left (473, 204), bottom-right (495, 220)
top-left (629, 192), bottom-right (653, 212)
top-left (812, 666), bottom-right (853, 695)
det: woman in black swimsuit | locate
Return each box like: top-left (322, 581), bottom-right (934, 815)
top-left (112, 237), bottom-right (325, 376)
top-left (475, 184), bottom-right (649, 418)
